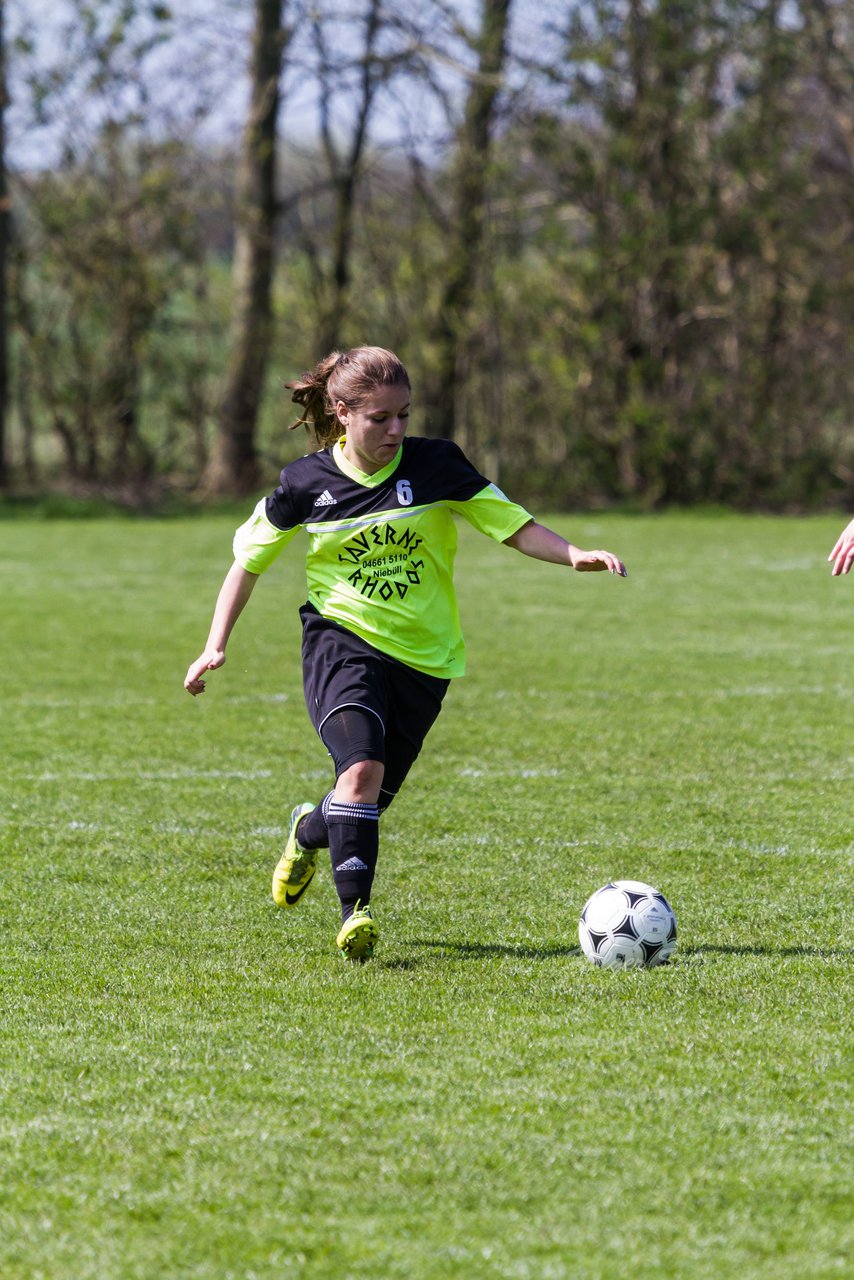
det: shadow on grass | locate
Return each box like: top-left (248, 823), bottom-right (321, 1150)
top-left (404, 937), bottom-right (581, 960)
top-left (381, 940), bottom-right (854, 968)
top-left (681, 943), bottom-right (854, 959)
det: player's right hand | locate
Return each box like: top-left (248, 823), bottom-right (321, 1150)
top-left (829, 517), bottom-right (854, 576)
top-left (184, 649), bottom-right (226, 695)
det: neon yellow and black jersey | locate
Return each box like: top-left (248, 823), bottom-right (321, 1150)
top-left (233, 436), bottom-right (532, 679)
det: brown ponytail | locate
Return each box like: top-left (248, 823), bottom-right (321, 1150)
top-left (287, 346), bottom-right (410, 448)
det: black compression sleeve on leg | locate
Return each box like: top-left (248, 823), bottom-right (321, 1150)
top-left (377, 786), bottom-right (397, 814)
top-left (320, 706), bottom-right (386, 778)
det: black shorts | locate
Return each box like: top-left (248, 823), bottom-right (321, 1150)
top-left (300, 604), bottom-right (450, 797)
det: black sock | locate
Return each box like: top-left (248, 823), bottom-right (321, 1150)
top-left (296, 791), bottom-right (333, 850)
top-left (326, 799), bottom-right (380, 922)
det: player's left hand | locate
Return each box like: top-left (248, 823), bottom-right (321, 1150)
top-left (570, 548), bottom-right (628, 576)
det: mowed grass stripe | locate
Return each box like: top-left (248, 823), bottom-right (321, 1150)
top-left (1, 511), bottom-right (851, 1280)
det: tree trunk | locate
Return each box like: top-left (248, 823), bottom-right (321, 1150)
top-left (424, 0), bottom-right (512, 440)
top-left (0, 0), bottom-right (9, 489)
top-left (201, 0), bottom-right (286, 496)
top-left (312, 0), bottom-right (383, 353)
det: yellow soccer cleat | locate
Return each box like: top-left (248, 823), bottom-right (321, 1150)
top-left (272, 802), bottom-right (317, 908)
top-left (336, 904), bottom-right (379, 962)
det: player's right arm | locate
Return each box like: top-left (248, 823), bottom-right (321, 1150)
top-left (828, 517), bottom-right (854, 576)
top-left (184, 561), bottom-right (259, 695)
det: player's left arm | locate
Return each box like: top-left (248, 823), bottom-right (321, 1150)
top-left (504, 520), bottom-right (628, 576)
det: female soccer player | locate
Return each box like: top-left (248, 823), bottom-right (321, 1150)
top-left (829, 517), bottom-right (854, 576)
top-left (184, 347), bottom-right (627, 961)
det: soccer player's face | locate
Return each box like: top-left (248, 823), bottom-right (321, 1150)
top-left (337, 383), bottom-right (410, 475)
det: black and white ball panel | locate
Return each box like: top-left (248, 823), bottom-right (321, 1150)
top-left (579, 880), bottom-right (677, 969)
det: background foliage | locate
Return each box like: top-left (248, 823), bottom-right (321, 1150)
top-left (3, 0), bottom-right (853, 508)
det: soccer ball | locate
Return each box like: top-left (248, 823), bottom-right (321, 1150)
top-left (578, 880), bottom-right (677, 969)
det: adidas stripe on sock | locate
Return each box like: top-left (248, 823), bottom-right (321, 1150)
top-left (326, 799), bottom-right (379, 921)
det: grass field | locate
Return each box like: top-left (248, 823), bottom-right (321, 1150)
top-left (1, 509), bottom-right (852, 1280)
